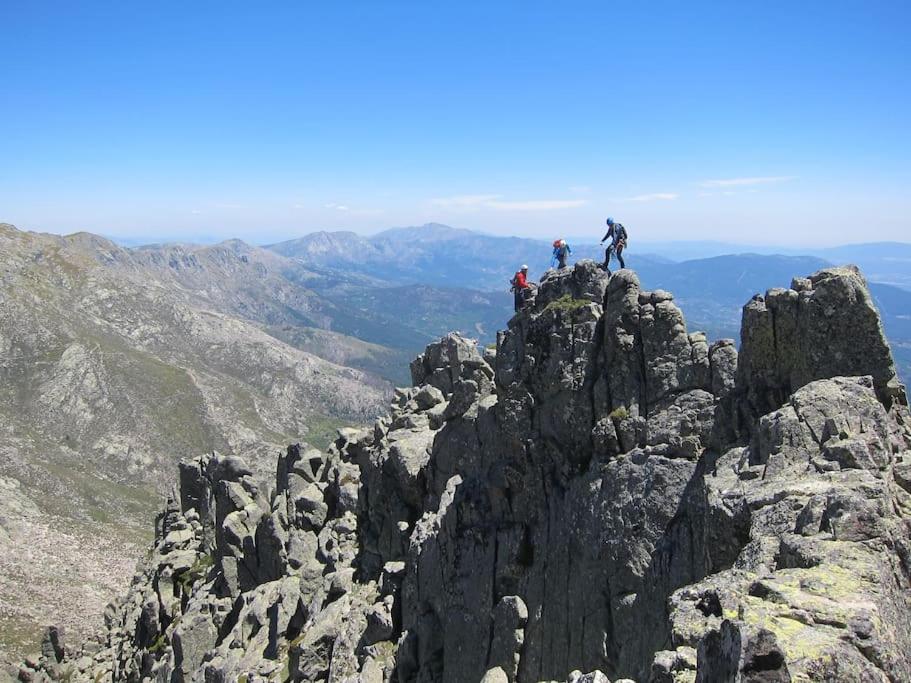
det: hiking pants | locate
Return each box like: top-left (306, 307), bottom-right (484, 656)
top-left (514, 288), bottom-right (527, 312)
top-left (604, 242), bottom-right (625, 271)
top-left (558, 253), bottom-right (567, 269)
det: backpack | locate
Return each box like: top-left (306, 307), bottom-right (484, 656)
top-left (616, 224), bottom-right (628, 243)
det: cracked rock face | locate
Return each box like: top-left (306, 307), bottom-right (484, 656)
top-left (22, 262), bottom-right (911, 683)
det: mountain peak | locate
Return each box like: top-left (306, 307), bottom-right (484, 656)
top-left (374, 222), bottom-right (475, 243)
top-left (266, 230), bottom-right (373, 261)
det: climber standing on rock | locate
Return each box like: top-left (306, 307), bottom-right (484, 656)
top-left (510, 264), bottom-right (531, 312)
top-left (600, 217), bottom-right (627, 274)
top-left (552, 239), bottom-right (572, 269)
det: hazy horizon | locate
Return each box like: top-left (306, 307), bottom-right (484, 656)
top-left (6, 219), bottom-right (911, 256)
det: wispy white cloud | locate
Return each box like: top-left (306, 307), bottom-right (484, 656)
top-left (321, 202), bottom-right (383, 216)
top-left (430, 194), bottom-right (588, 211)
top-left (700, 175), bottom-right (796, 188)
top-left (429, 194), bottom-right (501, 209)
top-left (486, 199), bottom-right (588, 211)
top-left (621, 192), bottom-right (679, 202)
top-left (569, 185), bottom-right (591, 194)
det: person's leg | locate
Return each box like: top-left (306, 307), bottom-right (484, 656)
top-left (514, 289), bottom-right (522, 312)
top-left (558, 254), bottom-right (566, 269)
top-left (617, 244), bottom-right (625, 269)
top-left (603, 246), bottom-right (613, 273)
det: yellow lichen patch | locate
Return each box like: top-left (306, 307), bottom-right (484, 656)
top-left (793, 563), bottom-right (868, 599)
top-left (727, 554), bottom-right (894, 681)
top-left (761, 564), bottom-right (872, 611)
top-left (812, 542), bottom-right (885, 582)
top-left (755, 563), bottom-right (876, 620)
top-left (762, 615), bottom-right (832, 664)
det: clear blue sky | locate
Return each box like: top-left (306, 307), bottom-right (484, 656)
top-left (1, 1), bottom-right (908, 245)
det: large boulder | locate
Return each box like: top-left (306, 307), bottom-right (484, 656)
top-left (410, 332), bottom-right (493, 395)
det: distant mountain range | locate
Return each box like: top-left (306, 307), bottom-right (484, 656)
top-left (617, 239), bottom-right (911, 292)
top-left (265, 223), bottom-right (911, 383)
top-left (267, 223), bottom-right (549, 290)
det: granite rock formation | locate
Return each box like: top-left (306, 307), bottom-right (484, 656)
top-left (15, 262), bottom-right (911, 683)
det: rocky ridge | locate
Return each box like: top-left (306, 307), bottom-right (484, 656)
top-left (15, 261), bottom-right (911, 682)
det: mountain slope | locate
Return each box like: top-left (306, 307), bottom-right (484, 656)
top-left (0, 224), bottom-right (392, 665)
top-left (136, 236), bottom-right (511, 376)
top-left (268, 223), bottom-right (557, 289)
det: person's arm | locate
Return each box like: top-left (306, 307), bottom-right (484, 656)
top-left (601, 228), bottom-right (611, 243)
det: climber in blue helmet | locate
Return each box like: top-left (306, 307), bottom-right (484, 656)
top-left (600, 217), bottom-right (628, 275)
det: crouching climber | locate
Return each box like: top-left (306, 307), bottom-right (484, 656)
top-left (600, 217), bottom-right (628, 274)
top-left (511, 265), bottom-right (531, 312)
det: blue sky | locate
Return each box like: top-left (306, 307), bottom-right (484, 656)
top-left (1, 1), bottom-right (908, 246)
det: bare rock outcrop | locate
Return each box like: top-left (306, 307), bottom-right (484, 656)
top-left (736, 266), bottom-right (907, 424)
top-left (21, 262), bottom-right (911, 683)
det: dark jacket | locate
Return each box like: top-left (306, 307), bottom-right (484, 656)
top-left (602, 223), bottom-right (627, 244)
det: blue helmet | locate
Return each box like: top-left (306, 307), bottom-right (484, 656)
top-left (606, 217), bottom-right (614, 225)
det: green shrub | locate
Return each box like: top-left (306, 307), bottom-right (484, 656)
top-left (609, 406), bottom-right (629, 420)
top-left (543, 294), bottom-right (590, 314)
top-left (177, 553), bottom-right (214, 593)
top-left (148, 633), bottom-right (168, 654)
